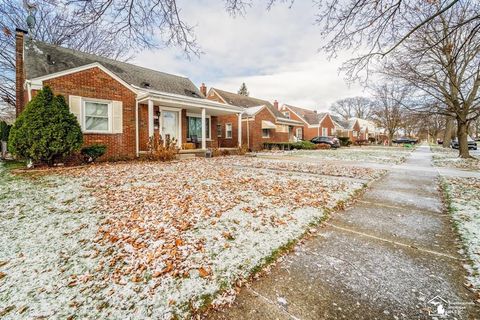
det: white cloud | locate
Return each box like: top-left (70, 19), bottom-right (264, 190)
top-left (132, 0), bottom-right (367, 111)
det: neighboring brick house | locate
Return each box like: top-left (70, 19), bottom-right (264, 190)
top-left (331, 116), bottom-right (362, 143)
top-left (279, 104), bottom-right (336, 141)
top-left (15, 29), bottom-right (243, 160)
top-left (205, 88), bottom-right (302, 151)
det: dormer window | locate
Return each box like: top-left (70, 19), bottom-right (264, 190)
top-left (283, 111), bottom-right (290, 119)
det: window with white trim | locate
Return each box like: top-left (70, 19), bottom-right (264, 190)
top-left (225, 123), bottom-right (233, 139)
top-left (283, 111), bottom-right (290, 119)
top-left (262, 129), bottom-right (270, 138)
top-left (84, 101), bottom-right (111, 132)
top-left (187, 116), bottom-right (210, 139)
top-left (322, 127), bottom-right (328, 136)
top-left (296, 128), bottom-right (303, 140)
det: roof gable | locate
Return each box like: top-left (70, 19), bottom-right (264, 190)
top-left (282, 104), bottom-right (325, 126)
top-left (24, 40), bottom-right (203, 98)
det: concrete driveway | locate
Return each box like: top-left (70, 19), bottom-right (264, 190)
top-left (207, 146), bottom-right (479, 319)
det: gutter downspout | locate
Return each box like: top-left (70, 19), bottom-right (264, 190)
top-left (135, 100), bottom-right (139, 157)
top-left (246, 117), bottom-right (250, 150)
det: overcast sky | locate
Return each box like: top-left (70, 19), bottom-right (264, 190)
top-left (133, 0), bottom-right (366, 111)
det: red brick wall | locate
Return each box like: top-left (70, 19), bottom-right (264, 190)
top-left (139, 104), bottom-right (149, 152)
top-left (243, 108), bottom-right (290, 151)
top-left (320, 114), bottom-right (336, 136)
top-left (43, 67), bottom-right (137, 160)
top-left (217, 114), bottom-right (239, 148)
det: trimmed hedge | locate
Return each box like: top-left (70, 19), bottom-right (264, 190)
top-left (338, 137), bottom-right (351, 146)
top-left (263, 141), bottom-right (317, 150)
top-left (81, 144), bottom-right (107, 163)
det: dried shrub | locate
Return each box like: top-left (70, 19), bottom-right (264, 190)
top-left (146, 135), bottom-right (178, 161)
top-left (237, 144), bottom-right (249, 155)
top-left (211, 147), bottom-right (222, 157)
top-left (315, 143), bottom-right (331, 150)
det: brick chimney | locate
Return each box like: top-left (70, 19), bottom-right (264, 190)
top-left (273, 100), bottom-right (279, 110)
top-left (200, 83), bottom-right (207, 97)
top-left (16, 28), bottom-right (27, 117)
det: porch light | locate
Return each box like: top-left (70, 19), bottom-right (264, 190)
top-left (156, 110), bottom-right (161, 118)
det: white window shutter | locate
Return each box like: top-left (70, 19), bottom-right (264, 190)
top-left (112, 101), bottom-right (123, 133)
top-left (69, 95), bottom-right (82, 127)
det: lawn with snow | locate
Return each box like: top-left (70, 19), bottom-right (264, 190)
top-left (431, 145), bottom-right (480, 171)
top-left (442, 177), bottom-right (480, 290)
top-left (0, 157), bottom-right (382, 319)
top-left (261, 146), bottom-right (412, 164)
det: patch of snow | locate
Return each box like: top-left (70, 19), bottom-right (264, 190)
top-left (443, 177), bottom-right (480, 290)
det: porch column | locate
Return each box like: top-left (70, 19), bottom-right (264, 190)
top-left (148, 99), bottom-right (154, 138)
top-left (201, 107), bottom-right (206, 149)
top-left (237, 113), bottom-right (242, 147)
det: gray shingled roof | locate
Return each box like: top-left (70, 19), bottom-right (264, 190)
top-left (211, 88), bottom-right (293, 121)
top-left (330, 115), bottom-right (350, 129)
top-left (24, 40), bottom-right (203, 98)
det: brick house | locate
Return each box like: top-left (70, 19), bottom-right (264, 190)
top-left (279, 104), bottom-right (336, 141)
top-left (15, 29), bottom-right (243, 160)
top-left (331, 116), bottom-right (362, 143)
top-left (204, 88), bottom-right (302, 151)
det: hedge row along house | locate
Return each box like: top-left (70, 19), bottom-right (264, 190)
top-left (15, 29), bottom-right (244, 160)
top-left (204, 87), bottom-right (303, 151)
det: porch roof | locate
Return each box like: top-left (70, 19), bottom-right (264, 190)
top-left (136, 88), bottom-right (244, 116)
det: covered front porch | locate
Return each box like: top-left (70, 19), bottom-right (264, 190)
top-left (135, 91), bottom-right (244, 157)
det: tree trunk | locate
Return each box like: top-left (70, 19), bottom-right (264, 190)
top-left (388, 132), bottom-right (394, 146)
top-left (443, 117), bottom-right (454, 148)
top-left (457, 120), bottom-right (470, 158)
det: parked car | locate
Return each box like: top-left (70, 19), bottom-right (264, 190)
top-left (392, 137), bottom-right (418, 144)
top-left (451, 136), bottom-right (478, 150)
top-left (310, 136), bottom-right (340, 149)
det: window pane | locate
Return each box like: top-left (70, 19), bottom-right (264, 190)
top-left (86, 116), bottom-right (109, 131)
top-left (86, 102), bottom-right (108, 117)
top-left (188, 117), bottom-right (210, 139)
top-left (85, 101), bottom-right (109, 131)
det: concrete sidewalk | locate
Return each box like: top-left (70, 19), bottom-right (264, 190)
top-left (208, 145), bottom-right (479, 319)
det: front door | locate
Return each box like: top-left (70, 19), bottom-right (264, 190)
top-left (162, 110), bottom-right (179, 143)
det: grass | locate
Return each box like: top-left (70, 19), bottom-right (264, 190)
top-left (438, 177), bottom-right (477, 282)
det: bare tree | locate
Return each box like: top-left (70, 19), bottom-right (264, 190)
top-left (329, 96), bottom-right (374, 121)
top-left (371, 84), bottom-right (407, 146)
top-left (314, 0), bottom-right (479, 80)
top-left (0, 0), bottom-right (204, 109)
top-left (0, 101), bottom-right (15, 123)
top-left (443, 116), bottom-right (455, 148)
top-left (381, 1), bottom-right (480, 158)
